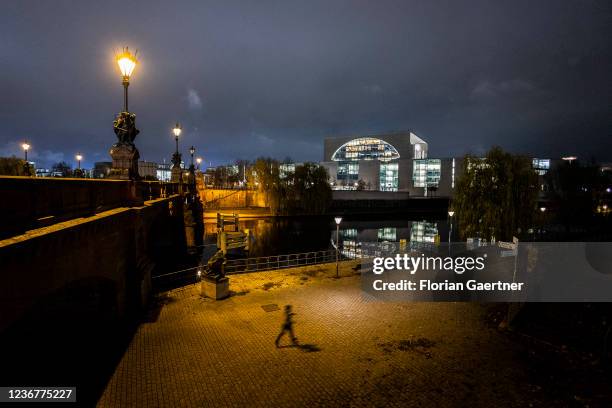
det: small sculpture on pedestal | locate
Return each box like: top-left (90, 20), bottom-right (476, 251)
top-left (109, 112), bottom-right (141, 180)
top-left (204, 250), bottom-right (226, 280)
top-left (201, 249), bottom-right (230, 300)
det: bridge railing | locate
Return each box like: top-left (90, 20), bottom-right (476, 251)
top-left (0, 176), bottom-right (180, 239)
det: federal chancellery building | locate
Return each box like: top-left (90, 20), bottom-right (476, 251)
top-left (320, 131), bottom-right (460, 197)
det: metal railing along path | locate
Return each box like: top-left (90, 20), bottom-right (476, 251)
top-left (224, 249), bottom-right (344, 274)
top-left (151, 249), bottom-right (348, 289)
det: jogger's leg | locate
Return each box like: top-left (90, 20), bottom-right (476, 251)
top-left (275, 330), bottom-right (285, 347)
top-left (288, 327), bottom-right (298, 345)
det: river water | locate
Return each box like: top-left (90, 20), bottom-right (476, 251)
top-left (204, 215), bottom-right (453, 257)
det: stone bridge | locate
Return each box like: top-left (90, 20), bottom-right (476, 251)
top-left (0, 176), bottom-right (191, 335)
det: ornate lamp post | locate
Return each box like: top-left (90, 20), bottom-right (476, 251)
top-left (22, 142), bottom-right (31, 176)
top-left (117, 48), bottom-right (137, 112)
top-left (189, 146), bottom-right (196, 168)
top-left (109, 47), bottom-right (140, 180)
top-left (171, 123), bottom-right (183, 183)
top-left (75, 153), bottom-right (83, 177)
top-left (173, 123), bottom-right (181, 154)
top-left (334, 216), bottom-right (342, 278)
top-left (22, 142), bottom-right (30, 162)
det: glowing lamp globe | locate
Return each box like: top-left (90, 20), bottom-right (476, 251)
top-left (173, 123), bottom-right (182, 137)
top-left (116, 47), bottom-right (137, 79)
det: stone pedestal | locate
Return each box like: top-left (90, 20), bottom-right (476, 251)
top-left (109, 143), bottom-right (140, 180)
top-left (201, 277), bottom-right (229, 300)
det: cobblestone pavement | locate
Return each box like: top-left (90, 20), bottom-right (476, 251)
top-left (98, 263), bottom-right (567, 407)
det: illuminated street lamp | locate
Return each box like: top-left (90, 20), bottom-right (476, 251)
top-left (21, 142), bottom-right (30, 162)
top-left (116, 47), bottom-right (138, 112)
top-left (540, 207), bottom-right (546, 212)
top-left (334, 216), bottom-right (342, 278)
top-left (196, 157), bottom-right (202, 170)
top-left (22, 142), bottom-right (31, 176)
top-left (110, 46), bottom-right (140, 180)
top-left (75, 153), bottom-right (83, 170)
top-left (562, 156), bottom-right (577, 164)
top-left (170, 123), bottom-right (183, 183)
top-left (173, 123), bottom-right (182, 155)
top-left (172, 122), bottom-right (182, 168)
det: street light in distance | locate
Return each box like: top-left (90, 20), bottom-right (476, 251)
top-left (21, 142), bottom-right (30, 161)
top-left (334, 216), bottom-right (342, 278)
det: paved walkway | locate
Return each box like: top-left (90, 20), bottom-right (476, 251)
top-left (99, 263), bottom-right (567, 407)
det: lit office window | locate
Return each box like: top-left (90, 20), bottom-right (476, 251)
top-left (332, 138), bottom-right (400, 161)
top-left (410, 221), bottom-right (438, 243)
top-left (279, 163), bottom-right (296, 179)
top-left (413, 159), bottom-right (441, 188)
top-left (379, 162), bottom-right (399, 191)
top-left (414, 143), bottom-right (426, 159)
top-left (337, 162), bottom-right (359, 181)
top-left (377, 227), bottom-right (397, 241)
top-left (532, 158), bottom-right (550, 175)
top-left (340, 228), bottom-right (358, 239)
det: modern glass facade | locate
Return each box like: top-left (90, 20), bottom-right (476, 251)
top-left (379, 162), bottom-right (399, 191)
top-left (414, 143), bottom-right (426, 159)
top-left (412, 159), bottom-right (441, 188)
top-left (340, 228), bottom-right (358, 240)
top-left (337, 162), bottom-right (359, 181)
top-left (331, 138), bottom-right (400, 162)
top-left (410, 221), bottom-right (438, 243)
top-left (377, 227), bottom-right (397, 241)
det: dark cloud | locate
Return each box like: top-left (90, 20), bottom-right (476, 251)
top-left (1, 0), bottom-right (611, 168)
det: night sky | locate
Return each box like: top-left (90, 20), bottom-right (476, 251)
top-left (1, 0), bottom-right (611, 169)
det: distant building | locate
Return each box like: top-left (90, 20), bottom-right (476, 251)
top-left (138, 161), bottom-right (158, 180)
top-left (93, 162), bottom-right (112, 178)
top-left (280, 162), bottom-right (302, 179)
top-left (35, 167), bottom-right (51, 177)
top-left (157, 162), bottom-right (172, 182)
top-left (320, 131), bottom-right (460, 196)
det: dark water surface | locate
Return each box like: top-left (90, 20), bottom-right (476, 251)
top-left (204, 214), bottom-right (453, 257)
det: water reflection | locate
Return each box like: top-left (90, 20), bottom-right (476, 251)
top-left (340, 221), bottom-right (446, 259)
top-left (204, 217), bottom-right (450, 258)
